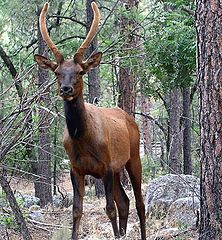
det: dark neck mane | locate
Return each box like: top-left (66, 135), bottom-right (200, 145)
top-left (64, 95), bottom-right (87, 139)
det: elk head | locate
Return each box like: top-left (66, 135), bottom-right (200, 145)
top-left (34, 2), bottom-right (102, 101)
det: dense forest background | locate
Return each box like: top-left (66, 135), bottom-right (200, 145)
top-left (0, 0), bottom-right (196, 183)
top-left (1, 0), bottom-right (221, 239)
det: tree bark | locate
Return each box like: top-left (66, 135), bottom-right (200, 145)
top-left (182, 87), bottom-right (192, 174)
top-left (118, 0), bottom-right (139, 117)
top-left (196, 1), bottom-right (222, 239)
top-left (141, 95), bottom-right (153, 155)
top-left (35, 5), bottom-right (52, 207)
top-left (0, 78), bottom-right (2, 130)
top-left (118, 0), bottom-right (140, 187)
top-left (0, 169), bottom-right (32, 240)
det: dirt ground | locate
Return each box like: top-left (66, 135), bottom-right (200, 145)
top-left (0, 173), bottom-right (198, 240)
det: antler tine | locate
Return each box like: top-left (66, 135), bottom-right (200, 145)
top-left (39, 2), bottom-right (64, 63)
top-left (74, 2), bottom-right (100, 62)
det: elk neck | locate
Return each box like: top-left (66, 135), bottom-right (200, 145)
top-left (64, 94), bottom-right (87, 139)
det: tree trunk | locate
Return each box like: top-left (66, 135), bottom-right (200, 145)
top-left (53, 117), bottom-right (58, 196)
top-left (196, 1), bottom-right (222, 239)
top-left (118, 0), bottom-right (140, 187)
top-left (118, 0), bottom-right (139, 116)
top-left (35, 5), bottom-right (52, 207)
top-left (168, 87), bottom-right (182, 174)
top-left (0, 78), bottom-right (2, 129)
top-left (118, 68), bottom-right (136, 116)
top-left (141, 95), bottom-right (153, 155)
top-left (0, 169), bottom-right (32, 240)
top-left (182, 87), bottom-right (192, 174)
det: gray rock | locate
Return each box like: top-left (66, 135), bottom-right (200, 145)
top-left (62, 192), bottom-right (73, 208)
top-left (165, 196), bottom-right (200, 228)
top-left (145, 174), bottom-right (199, 219)
top-left (53, 194), bottom-right (63, 208)
top-left (52, 193), bottom-right (73, 208)
top-left (29, 204), bottom-right (41, 212)
top-left (15, 193), bottom-right (40, 208)
top-left (29, 210), bottom-right (44, 222)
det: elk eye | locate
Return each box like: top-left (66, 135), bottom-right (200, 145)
top-left (79, 70), bottom-right (85, 76)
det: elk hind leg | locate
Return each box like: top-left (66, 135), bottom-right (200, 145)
top-left (103, 169), bottom-right (119, 238)
top-left (126, 158), bottom-right (146, 240)
top-left (114, 173), bottom-right (129, 236)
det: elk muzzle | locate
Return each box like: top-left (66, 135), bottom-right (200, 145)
top-left (60, 85), bottom-right (74, 97)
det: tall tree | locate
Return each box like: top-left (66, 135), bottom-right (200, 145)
top-left (196, 1), bottom-right (222, 239)
top-left (182, 86), bottom-right (192, 174)
top-left (117, 0), bottom-right (140, 186)
top-left (35, 5), bottom-right (52, 207)
top-left (118, 0), bottom-right (139, 116)
top-left (140, 95), bottom-right (153, 155)
top-left (168, 88), bottom-right (182, 173)
top-left (144, 0), bottom-right (196, 173)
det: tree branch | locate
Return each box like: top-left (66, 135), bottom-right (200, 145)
top-left (0, 46), bottom-right (17, 78)
top-left (155, 89), bottom-right (170, 113)
top-left (49, 15), bottom-right (87, 27)
top-left (56, 35), bottom-right (85, 45)
top-left (134, 112), bottom-right (167, 136)
top-left (0, 45), bottom-right (23, 99)
top-left (0, 169), bottom-right (33, 240)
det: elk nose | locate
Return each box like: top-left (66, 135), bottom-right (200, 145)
top-left (60, 86), bottom-right (73, 96)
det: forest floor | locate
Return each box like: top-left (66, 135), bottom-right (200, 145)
top-left (0, 173), bottom-right (199, 240)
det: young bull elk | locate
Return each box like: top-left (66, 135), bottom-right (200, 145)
top-left (34, 2), bottom-right (146, 240)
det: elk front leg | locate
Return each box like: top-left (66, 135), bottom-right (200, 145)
top-left (103, 168), bottom-right (119, 238)
top-left (70, 168), bottom-right (85, 240)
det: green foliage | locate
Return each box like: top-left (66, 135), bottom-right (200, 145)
top-left (142, 0), bottom-right (196, 95)
top-left (177, 220), bottom-right (188, 230)
top-left (0, 214), bottom-right (16, 229)
top-left (141, 155), bottom-right (166, 181)
top-left (162, 0), bottom-right (195, 8)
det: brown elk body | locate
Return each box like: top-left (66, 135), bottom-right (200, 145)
top-left (34, 2), bottom-right (146, 240)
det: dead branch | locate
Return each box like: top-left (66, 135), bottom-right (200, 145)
top-left (0, 45), bottom-right (23, 99)
top-left (134, 112), bottom-right (167, 136)
top-left (0, 169), bottom-right (33, 240)
top-left (49, 15), bottom-right (86, 27)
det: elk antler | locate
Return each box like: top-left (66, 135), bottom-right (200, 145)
top-left (39, 2), bottom-right (64, 63)
top-left (74, 2), bottom-right (101, 63)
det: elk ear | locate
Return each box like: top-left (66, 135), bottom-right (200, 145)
top-left (34, 54), bottom-right (58, 71)
top-left (83, 52), bottom-right (102, 70)
top-left (74, 52), bottom-right (83, 64)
